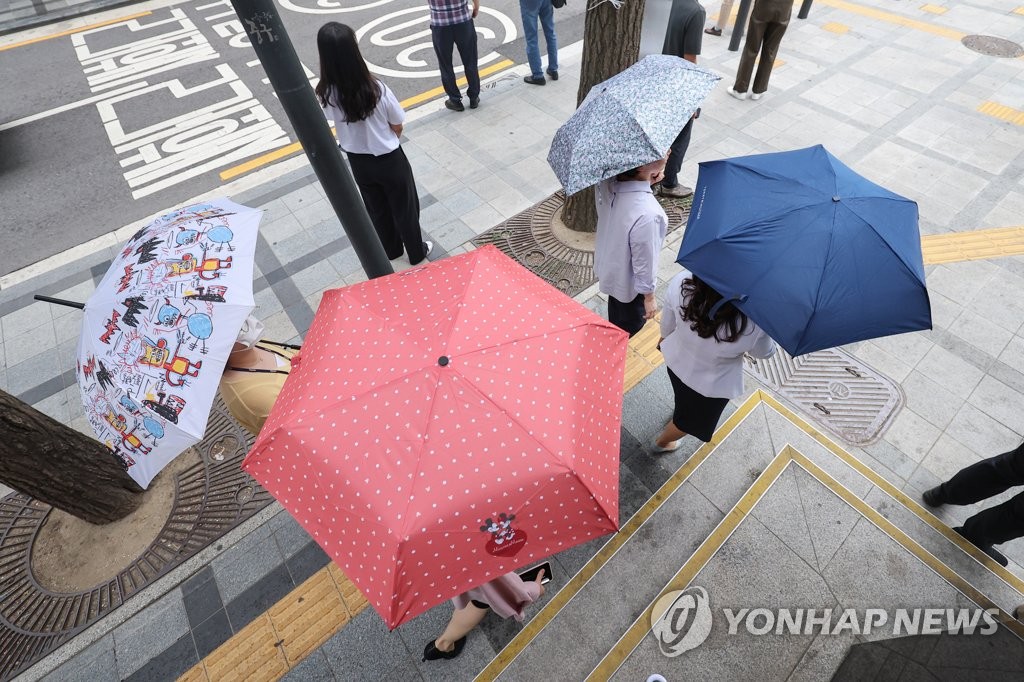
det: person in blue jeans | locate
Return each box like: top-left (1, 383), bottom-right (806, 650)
top-left (520, 0), bottom-right (558, 85)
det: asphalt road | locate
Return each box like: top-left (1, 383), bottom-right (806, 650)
top-left (0, 0), bottom-right (586, 277)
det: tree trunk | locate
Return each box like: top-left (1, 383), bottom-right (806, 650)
top-left (0, 390), bottom-right (144, 524)
top-left (564, 0), bottom-right (648, 233)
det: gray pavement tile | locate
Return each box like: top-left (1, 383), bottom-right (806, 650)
top-left (915, 344), bottom-right (986, 400)
top-left (289, 260), bottom-right (341, 297)
top-left (688, 406), bottom-right (776, 514)
top-left (261, 309), bottom-right (300, 344)
top-left (861, 438), bottom-right (918, 482)
top-left (967, 375), bottom-right (1024, 436)
top-left (112, 589), bottom-right (189, 679)
top-left (280, 184), bottom-right (323, 213)
top-left (259, 213), bottom-right (304, 246)
top-left (947, 309), bottom-right (1015, 359)
top-left (792, 465), bottom-right (863, 572)
top-left (900, 370), bottom-right (964, 430)
top-left (751, 466), bottom-right (819, 571)
top-left (212, 532), bottom-right (286, 604)
top-left (787, 628), bottom-right (862, 682)
top-left (510, 481), bottom-right (723, 682)
top-left (318, 609), bottom-right (422, 682)
top-left (42, 634), bottom-right (118, 682)
top-left (4, 321), bottom-right (56, 367)
top-left (1, 300), bottom-right (52, 339)
top-left (281, 649), bottom-right (336, 681)
top-left (883, 408), bottom-right (943, 464)
top-left (6, 348), bottom-right (60, 397)
top-left (821, 518), bottom-right (968, 642)
top-left (123, 632), bottom-right (198, 682)
top-left (181, 566), bottom-right (223, 628)
top-left (292, 198), bottom-right (337, 229)
top-left (272, 512), bottom-right (313, 559)
top-left (917, 433), bottom-right (982, 484)
top-left (851, 340), bottom-right (913, 382)
top-left (225, 563), bottom-right (294, 628)
top-left (615, 516), bottom-right (838, 682)
top-left (945, 402), bottom-right (1023, 461)
top-left (271, 231), bottom-right (318, 266)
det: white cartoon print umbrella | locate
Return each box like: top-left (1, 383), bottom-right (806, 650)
top-left (75, 199), bottom-right (260, 488)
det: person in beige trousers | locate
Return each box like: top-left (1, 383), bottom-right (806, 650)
top-left (728, 0), bottom-right (794, 100)
top-left (704, 0), bottom-right (734, 36)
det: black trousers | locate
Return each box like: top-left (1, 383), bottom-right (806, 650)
top-left (430, 19), bottom-right (480, 103)
top-left (663, 116), bottom-right (694, 189)
top-left (608, 294), bottom-right (646, 337)
top-left (936, 441), bottom-right (1024, 547)
top-left (346, 146), bottom-right (427, 264)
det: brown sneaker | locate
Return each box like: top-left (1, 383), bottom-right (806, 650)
top-left (660, 184), bottom-right (694, 198)
top-left (704, 26), bottom-right (722, 36)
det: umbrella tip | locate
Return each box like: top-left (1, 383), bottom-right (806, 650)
top-left (438, 356), bottom-right (450, 367)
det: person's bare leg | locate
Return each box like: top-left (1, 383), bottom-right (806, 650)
top-left (435, 603), bottom-right (489, 651)
top-left (656, 421), bottom-right (687, 448)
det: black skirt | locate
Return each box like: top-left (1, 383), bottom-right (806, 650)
top-left (666, 367), bottom-right (730, 442)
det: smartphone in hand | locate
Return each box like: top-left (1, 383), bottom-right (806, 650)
top-left (518, 561), bottom-right (552, 585)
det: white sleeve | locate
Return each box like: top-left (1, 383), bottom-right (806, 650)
top-left (379, 82), bottom-right (406, 125)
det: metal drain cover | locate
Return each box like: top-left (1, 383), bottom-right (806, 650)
top-left (745, 347), bottom-right (904, 445)
top-left (473, 191), bottom-right (689, 297)
top-left (0, 399), bottom-right (271, 680)
top-left (961, 35), bottom-right (1024, 58)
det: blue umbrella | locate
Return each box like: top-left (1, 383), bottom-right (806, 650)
top-left (676, 145), bottom-right (931, 356)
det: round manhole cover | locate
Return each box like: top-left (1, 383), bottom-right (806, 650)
top-left (961, 35), bottom-right (1024, 58)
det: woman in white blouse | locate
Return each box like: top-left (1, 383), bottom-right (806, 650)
top-left (654, 269), bottom-right (776, 450)
top-left (315, 22), bottom-right (432, 264)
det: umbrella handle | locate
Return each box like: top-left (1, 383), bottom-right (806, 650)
top-left (708, 295), bottom-right (748, 320)
top-left (34, 295), bottom-right (85, 310)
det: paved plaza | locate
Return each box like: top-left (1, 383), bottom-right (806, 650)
top-left (2, 0), bottom-right (1024, 679)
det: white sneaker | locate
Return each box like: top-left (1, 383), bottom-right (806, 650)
top-left (727, 87), bottom-right (747, 100)
top-left (652, 439), bottom-right (682, 453)
top-left (750, 92), bottom-right (764, 101)
top-left (423, 240), bottom-right (434, 258)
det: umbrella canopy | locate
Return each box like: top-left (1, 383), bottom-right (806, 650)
top-left (676, 145), bottom-right (931, 356)
top-left (76, 199), bottom-right (259, 488)
top-left (243, 246), bottom-right (628, 629)
top-left (547, 54), bottom-right (720, 195)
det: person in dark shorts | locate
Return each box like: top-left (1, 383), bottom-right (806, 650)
top-left (654, 269), bottom-right (776, 450)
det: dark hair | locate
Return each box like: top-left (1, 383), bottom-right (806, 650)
top-left (680, 276), bottom-right (749, 343)
top-left (315, 22), bottom-right (380, 122)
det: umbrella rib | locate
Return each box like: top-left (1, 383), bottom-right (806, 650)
top-left (451, 320), bottom-right (610, 361)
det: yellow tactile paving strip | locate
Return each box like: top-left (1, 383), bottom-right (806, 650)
top-left (978, 101), bottom-right (1024, 127)
top-left (919, 3), bottom-right (948, 14)
top-left (179, 564), bottom-right (368, 681)
top-left (818, 0), bottom-right (965, 40)
top-left (921, 226), bottom-right (1024, 264)
top-left (822, 22), bottom-right (850, 34)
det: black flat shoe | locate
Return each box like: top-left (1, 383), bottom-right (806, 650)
top-left (523, 75), bottom-right (546, 86)
top-left (921, 485), bottom-right (943, 507)
top-left (546, 68), bottom-right (558, 81)
top-left (423, 636), bottom-right (466, 661)
top-left (953, 527), bottom-right (1009, 567)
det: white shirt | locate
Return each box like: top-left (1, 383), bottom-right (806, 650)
top-left (659, 269), bottom-right (777, 399)
top-left (593, 179), bottom-right (669, 303)
top-left (322, 80), bottom-right (404, 156)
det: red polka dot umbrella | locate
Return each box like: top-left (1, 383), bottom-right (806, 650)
top-left (242, 246), bottom-right (628, 629)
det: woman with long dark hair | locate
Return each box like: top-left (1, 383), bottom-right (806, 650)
top-left (315, 22), bottom-right (432, 264)
top-left (653, 270), bottom-right (776, 450)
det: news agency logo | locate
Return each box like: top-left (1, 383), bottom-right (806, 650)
top-left (650, 587), bottom-right (713, 657)
top-left (650, 586), bottom-right (1000, 657)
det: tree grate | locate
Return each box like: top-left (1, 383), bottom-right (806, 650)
top-left (472, 190), bottom-right (691, 298)
top-left (0, 400), bottom-right (271, 681)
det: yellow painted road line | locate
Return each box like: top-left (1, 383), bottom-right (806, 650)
top-left (0, 11), bottom-right (152, 51)
top-left (978, 101), bottom-right (1024, 126)
top-left (591, 446), bottom-right (1024, 679)
top-left (920, 3), bottom-right (948, 15)
top-left (219, 59), bottom-right (516, 182)
top-left (921, 226), bottom-right (1024, 264)
top-left (818, 0), bottom-right (965, 40)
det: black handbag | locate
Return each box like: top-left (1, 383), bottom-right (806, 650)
top-left (552, 0), bottom-right (566, 7)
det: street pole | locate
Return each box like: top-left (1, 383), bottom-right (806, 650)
top-left (728, 0), bottom-right (753, 52)
top-left (229, 0), bottom-right (393, 279)
top-left (798, 0), bottom-right (813, 19)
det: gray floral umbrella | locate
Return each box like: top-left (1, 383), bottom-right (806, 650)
top-left (547, 54), bottom-right (720, 195)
